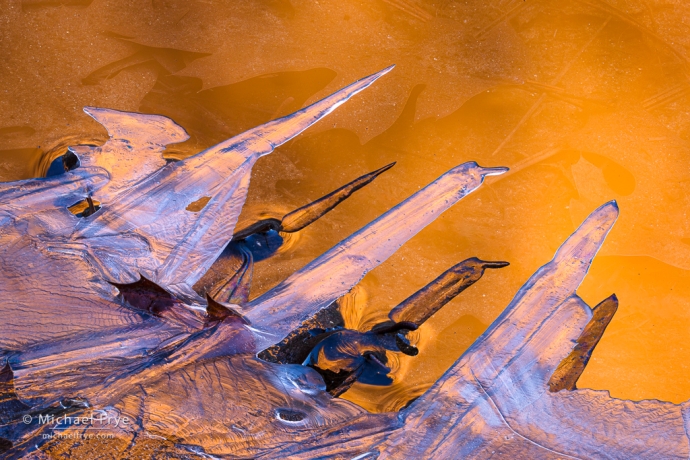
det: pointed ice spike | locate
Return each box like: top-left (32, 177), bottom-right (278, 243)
top-left (245, 162), bottom-right (508, 350)
top-left (548, 294), bottom-right (618, 392)
top-left (438, 201), bottom-right (618, 387)
top-left (388, 257), bottom-right (509, 326)
top-left (399, 202), bottom-right (619, 418)
top-left (232, 162), bottom-right (394, 240)
top-left (74, 67), bottom-right (395, 303)
top-left (220, 65), bottom-right (395, 157)
top-left (378, 203), bottom-right (630, 457)
top-left (280, 162), bottom-right (396, 233)
top-left (396, 206), bottom-right (685, 459)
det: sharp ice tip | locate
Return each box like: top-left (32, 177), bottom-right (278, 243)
top-left (374, 162), bottom-right (396, 175)
top-left (593, 201), bottom-right (620, 221)
top-left (480, 260), bottom-right (510, 269)
top-left (596, 200), bottom-right (619, 213)
top-left (478, 166), bottom-right (509, 176)
top-left (367, 65), bottom-right (396, 81)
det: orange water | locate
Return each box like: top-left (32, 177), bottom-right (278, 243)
top-left (1, 0), bottom-right (689, 412)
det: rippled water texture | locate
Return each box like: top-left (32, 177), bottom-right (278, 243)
top-left (1, 0), bottom-right (689, 412)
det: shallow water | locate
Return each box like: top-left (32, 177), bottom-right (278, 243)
top-left (1, 0), bottom-right (689, 412)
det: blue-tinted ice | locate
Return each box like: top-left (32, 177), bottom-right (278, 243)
top-left (0, 67), bottom-right (686, 458)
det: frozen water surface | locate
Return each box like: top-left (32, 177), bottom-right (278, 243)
top-left (3, 0), bottom-right (690, 457)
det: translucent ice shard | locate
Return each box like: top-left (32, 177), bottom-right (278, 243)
top-left (233, 162), bottom-right (395, 239)
top-left (246, 163), bottom-right (508, 349)
top-left (372, 201), bottom-right (690, 459)
top-left (279, 162), bottom-right (396, 233)
top-left (4, 59), bottom-right (689, 457)
top-left (72, 66), bottom-right (395, 303)
top-left (388, 258), bottom-right (509, 326)
top-left (4, 165), bottom-right (690, 460)
top-left (0, 68), bottom-right (396, 398)
top-left (196, 163), bottom-right (395, 302)
top-left (295, 258), bottom-right (509, 396)
top-left (548, 293), bottom-right (618, 392)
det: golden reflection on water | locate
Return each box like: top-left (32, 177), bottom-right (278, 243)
top-left (1, 0), bottom-right (690, 412)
